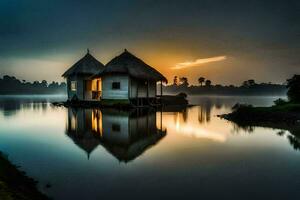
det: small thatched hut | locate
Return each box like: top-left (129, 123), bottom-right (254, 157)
top-left (62, 49), bottom-right (167, 105)
top-left (96, 49), bottom-right (167, 105)
top-left (62, 50), bottom-right (105, 101)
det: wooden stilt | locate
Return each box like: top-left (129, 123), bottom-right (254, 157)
top-left (160, 80), bottom-right (163, 105)
top-left (160, 108), bottom-right (163, 131)
top-left (160, 80), bottom-right (163, 96)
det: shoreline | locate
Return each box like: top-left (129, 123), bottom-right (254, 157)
top-left (220, 103), bottom-right (300, 136)
top-left (0, 152), bottom-right (49, 200)
top-left (52, 94), bottom-right (189, 109)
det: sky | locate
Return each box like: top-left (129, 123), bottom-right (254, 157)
top-left (0, 0), bottom-right (299, 85)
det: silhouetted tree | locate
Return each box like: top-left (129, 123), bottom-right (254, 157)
top-left (179, 77), bottom-right (189, 87)
top-left (41, 80), bottom-right (48, 88)
top-left (242, 80), bottom-right (249, 87)
top-left (162, 76), bottom-right (286, 96)
top-left (248, 79), bottom-right (255, 86)
top-left (173, 76), bottom-right (178, 85)
top-left (0, 75), bottom-right (66, 94)
top-left (242, 79), bottom-right (256, 87)
top-left (48, 81), bottom-right (59, 88)
top-left (205, 80), bottom-right (212, 87)
top-left (198, 77), bottom-right (205, 86)
top-left (60, 82), bottom-right (67, 88)
top-left (287, 75), bottom-right (300, 103)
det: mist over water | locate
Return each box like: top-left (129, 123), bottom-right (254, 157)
top-left (0, 95), bottom-right (299, 200)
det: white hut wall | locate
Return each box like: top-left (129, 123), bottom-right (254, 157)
top-left (101, 75), bottom-right (129, 100)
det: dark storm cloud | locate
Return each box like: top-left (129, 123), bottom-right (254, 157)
top-left (0, 0), bottom-right (299, 83)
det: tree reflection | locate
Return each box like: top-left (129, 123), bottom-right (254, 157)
top-left (197, 99), bottom-right (213, 124)
top-left (0, 96), bottom-right (65, 117)
top-left (229, 120), bottom-right (300, 151)
top-left (231, 124), bottom-right (255, 134)
top-left (287, 135), bottom-right (300, 151)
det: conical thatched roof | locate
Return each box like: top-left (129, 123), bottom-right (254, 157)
top-left (97, 50), bottom-right (167, 82)
top-left (62, 51), bottom-right (105, 77)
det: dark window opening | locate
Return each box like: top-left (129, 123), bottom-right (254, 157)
top-left (112, 82), bottom-right (120, 89)
top-left (112, 123), bottom-right (120, 132)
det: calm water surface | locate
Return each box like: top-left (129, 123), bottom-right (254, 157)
top-left (0, 95), bottom-right (299, 200)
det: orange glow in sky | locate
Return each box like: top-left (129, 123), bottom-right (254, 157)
top-left (172, 56), bottom-right (227, 70)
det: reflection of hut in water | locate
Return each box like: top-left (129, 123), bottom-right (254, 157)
top-left (66, 108), bottom-right (166, 162)
top-left (100, 109), bottom-right (166, 162)
top-left (66, 108), bottom-right (102, 159)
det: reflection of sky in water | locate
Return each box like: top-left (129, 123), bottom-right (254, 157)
top-left (161, 107), bottom-right (230, 142)
top-left (0, 95), bottom-right (300, 200)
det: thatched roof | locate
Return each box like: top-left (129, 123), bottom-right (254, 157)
top-left (97, 50), bottom-right (167, 82)
top-left (62, 51), bottom-right (105, 77)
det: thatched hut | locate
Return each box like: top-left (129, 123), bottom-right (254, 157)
top-left (96, 49), bottom-right (167, 105)
top-left (62, 49), bottom-right (167, 105)
top-left (62, 50), bottom-right (105, 101)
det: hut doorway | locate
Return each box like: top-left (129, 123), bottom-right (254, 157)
top-left (85, 78), bottom-right (102, 100)
top-left (91, 78), bottom-right (102, 100)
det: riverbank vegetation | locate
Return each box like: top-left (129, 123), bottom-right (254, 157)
top-left (221, 75), bottom-right (300, 136)
top-left (0, 75), bottom-right (66, 95)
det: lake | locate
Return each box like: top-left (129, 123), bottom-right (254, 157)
top-left (0, 95), bottom-right (299, 200)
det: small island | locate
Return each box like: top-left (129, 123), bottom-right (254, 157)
top-left (221, 75), bottom-right (300, 136)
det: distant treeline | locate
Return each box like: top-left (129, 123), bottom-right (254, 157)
top-left (163, 76), bottom-right (287, 96)
top-left (0, 75), bottom-right (66, 94)
top-left (0, 75), bottom-right (287, 96)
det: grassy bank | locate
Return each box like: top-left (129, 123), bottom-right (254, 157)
top-left (0, 152), bottom-right (49, 200)
top-left (221, 103), bottom-right (300, 136)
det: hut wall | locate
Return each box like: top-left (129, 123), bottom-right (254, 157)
top-left (67, 77), bottom-right (85, 100)
top-left (101, 75), bottom-right (129, 100)
top-left (129, 79), bottom-right (156, 98)
top-left (84, 80), bottom-right (93, 100)
top-left (129, 78), bottom-right (137, 98)
top-left (148, 81), bottom-right (157, 97)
